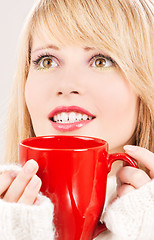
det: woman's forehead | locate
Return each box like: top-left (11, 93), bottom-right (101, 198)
top-left (30, 33), bottom-right (110, 59)
top-left (30, 28), bottom-right (100, 52)
top-left (31, 30), bottom-right (61, 49)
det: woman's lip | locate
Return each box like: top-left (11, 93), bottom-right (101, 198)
top-left (48, 105), bottom-right (95, 118)
top-left (48, 105), bottom-right (96, 132)
top-left (51, 119), bottom-right (94, 132)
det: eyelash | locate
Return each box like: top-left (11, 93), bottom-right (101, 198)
top-left (32, 53), bottom-right (116, 69)
top-left (32, 54), bottom-right (56, 67)
top-left (89, 54), bottom-right (116, 66)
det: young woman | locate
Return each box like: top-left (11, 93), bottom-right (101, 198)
top-left (0, 0), bottom-right (153, 239)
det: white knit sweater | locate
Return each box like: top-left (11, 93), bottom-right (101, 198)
top-left (0, 164), bottom-right (154, 240)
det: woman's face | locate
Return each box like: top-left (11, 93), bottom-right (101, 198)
top-left (25, 32), bottom-right (138, 153)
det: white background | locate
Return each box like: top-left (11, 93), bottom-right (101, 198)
top-left (0, 1), bottom-right (35, 159)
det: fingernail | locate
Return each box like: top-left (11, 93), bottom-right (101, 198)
top-left (28, 175), bottom-right (40, 190)
top-left (24, 160), bottom-right (38, 174)
top-left (123, 145), bottom-right (137, 152)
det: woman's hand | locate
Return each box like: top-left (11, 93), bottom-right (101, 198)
top-left (0, 160), bottom-right (42, 205)
top-left (117, 145), bottom-right (154, 197)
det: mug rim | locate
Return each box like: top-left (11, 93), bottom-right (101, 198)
top-left (19, 135), bottom-right (108, 151)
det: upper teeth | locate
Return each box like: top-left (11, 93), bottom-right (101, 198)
top-left (52, 112), bottom-right (93, 123)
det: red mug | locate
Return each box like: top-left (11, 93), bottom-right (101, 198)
top-left (19, 135), bottom-right (137, 240)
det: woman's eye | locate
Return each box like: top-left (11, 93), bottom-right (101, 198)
top-left (39, 57), bottom-right (58, 69)
top-left (91, 55), bottom-right (115, 69)
top-left (33, 55), bottom-right (58, 69)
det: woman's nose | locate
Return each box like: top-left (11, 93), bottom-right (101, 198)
top-left (55, 71), bottom-right (83, 96)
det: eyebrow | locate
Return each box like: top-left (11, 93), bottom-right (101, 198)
top-left (84, 47), bottom-right (95, 51)
top-left (32, 45), bottom-right (95, 54)
top-left (32, 45), bottom-right (59, 53)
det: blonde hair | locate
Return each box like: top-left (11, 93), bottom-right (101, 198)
top-left (3, 0), bottom-right (154, 163)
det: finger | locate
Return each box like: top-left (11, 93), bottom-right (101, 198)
top-left (18, 175), bottom-right (42, 205)
top-left (3, 160), bottom-right (38, 202)
top-left (117, 184), bottom-right (135, 197)
top-left (0, 171), bottom-right (17, 195)
top-left (124, 145), bottom-right (154, 178)
top-left (118, 166), bottom-right (151, 188)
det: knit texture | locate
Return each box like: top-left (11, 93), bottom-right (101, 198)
top-left (0, 164), bottom-right (55, 240)
top-left (103, 179), bottom-right (154, 240)
top-left (0, 195), bottom-right (55, 240)
top-left (0, 164), bottom-right (154, 240)
top-left (0, 164), bottom-right (21, 173)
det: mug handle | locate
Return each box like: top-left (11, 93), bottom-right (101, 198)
top-left (93, 152), bottom-right (138, 238)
